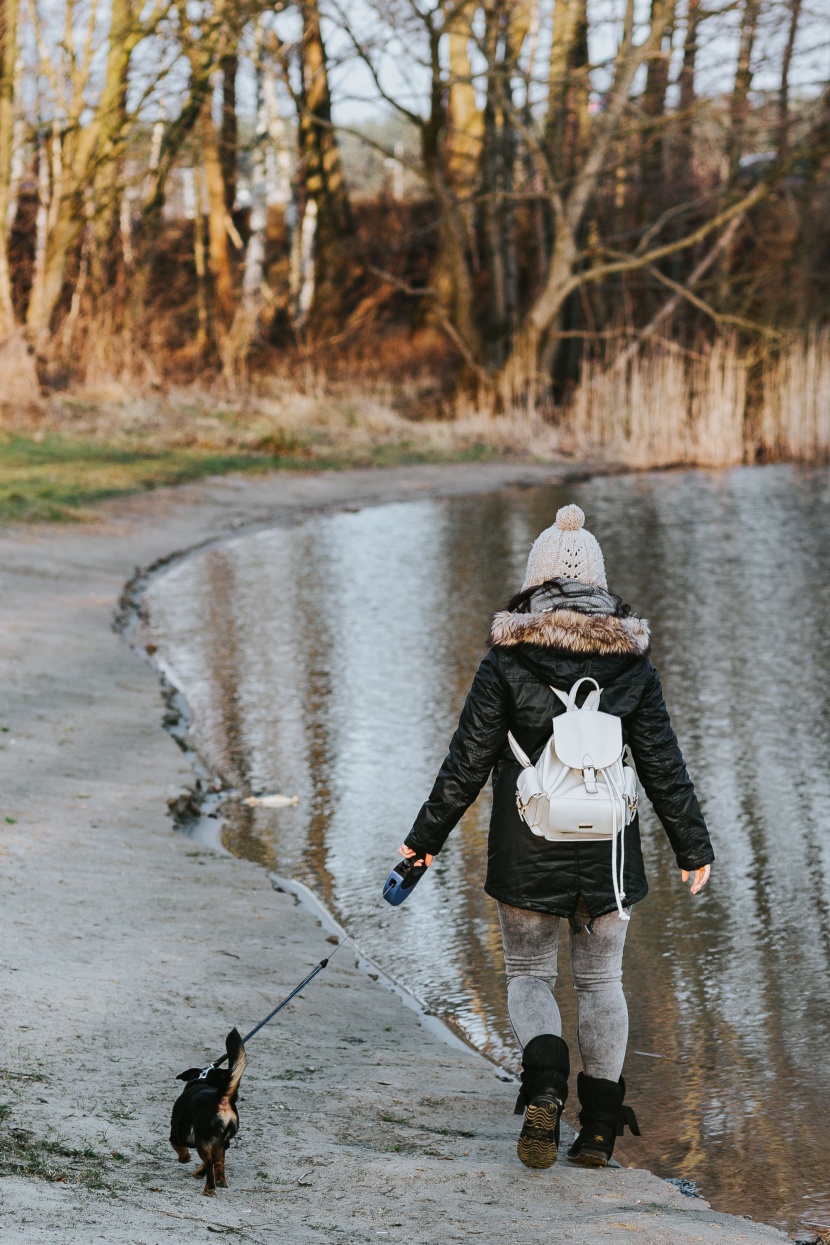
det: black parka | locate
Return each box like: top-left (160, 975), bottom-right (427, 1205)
top-left (404, 603), bottom-right (714, 920)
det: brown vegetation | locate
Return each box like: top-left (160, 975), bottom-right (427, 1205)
top-left (0, 0), bottom-right (827, 473)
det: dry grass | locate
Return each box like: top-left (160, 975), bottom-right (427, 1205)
top-left (1, 330), bottom-right (828, 522)
top-left (563, 338), bottom-right (747, 468)
top-left (1, 369), bottom-right (568, 465)
top-left (562, 333), bottom-right (830, 468)
top-left (0, 377), bottom-right (569, 523)
top-left (759, 328), bottom-right (830, 461)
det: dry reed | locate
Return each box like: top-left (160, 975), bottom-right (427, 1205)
top-left (2, 328), bottom-right (829, 472)
top-left (759, 328), bottom-right (830, 461)
top-left (564, 339), bottom-right (747, 468)
top-left (563, 332), bottom-right (830, 468)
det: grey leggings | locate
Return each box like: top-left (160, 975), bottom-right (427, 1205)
top-left (498, 901), bottom-right (630, 1081)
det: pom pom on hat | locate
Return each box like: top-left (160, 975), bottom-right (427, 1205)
top-left (522, 503), bottom-right (607, 590)
top-left (556, 504), bottom-right (585, 532)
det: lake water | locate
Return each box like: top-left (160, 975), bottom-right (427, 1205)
top-left (145, 465), bottom-right (830, 1236)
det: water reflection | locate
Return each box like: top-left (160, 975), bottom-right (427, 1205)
top-left (146, 466), bottom-right (830, 1234)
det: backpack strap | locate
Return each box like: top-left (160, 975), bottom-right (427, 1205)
top-left (550, 677), bottom-right (603, 712)
top-left (507, 731), bottom-right (533, 768)
top-left (565, 676), bottom-right (602, 711)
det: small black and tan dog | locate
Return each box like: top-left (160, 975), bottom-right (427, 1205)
top-left (170, 1028), bottom-right (248, 1195)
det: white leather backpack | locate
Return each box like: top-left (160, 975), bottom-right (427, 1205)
top-left (508, 676), bottom-right (638, 920)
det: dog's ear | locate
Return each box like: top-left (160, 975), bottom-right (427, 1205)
top-left (176, 1067), bottom-right (203, 1082)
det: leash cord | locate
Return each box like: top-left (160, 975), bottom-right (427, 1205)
top-left (201, 877), bottom-right (396, 1073)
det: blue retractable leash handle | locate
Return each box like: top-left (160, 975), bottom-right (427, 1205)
top-left (383, 855), bottom-right (429, 905)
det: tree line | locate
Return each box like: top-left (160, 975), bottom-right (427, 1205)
top-left (0, 0), bottom-right (827, 406)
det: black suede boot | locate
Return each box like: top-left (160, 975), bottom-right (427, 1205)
top-left (514, 1035), bottom-right (570, 1169)
top-left (567, 1072), bottom-right (640, 1168)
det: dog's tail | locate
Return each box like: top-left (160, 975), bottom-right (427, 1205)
top-left (224, 1027), bottom-right (248, 1098)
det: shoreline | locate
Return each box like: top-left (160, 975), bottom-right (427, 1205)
top-left (0, 462), bottom-right (792, 1243)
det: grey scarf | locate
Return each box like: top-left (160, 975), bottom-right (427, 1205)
top-left (514, 577), bottom-right (632, 619)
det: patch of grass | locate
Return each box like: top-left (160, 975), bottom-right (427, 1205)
top-left (0, 1119), bottom-right (123, 1188)
top-left (0, 1067), bottom-right (47, 1083)
top-left (0, 433), bottom-right (309, 524)
top-left (0, 430), bottom-right (503, 524)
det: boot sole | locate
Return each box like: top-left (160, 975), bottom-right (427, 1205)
top-left (568, 1148), bottom-right (609, 1168)
top-left (517, 1102), bottom-right (559, 1169)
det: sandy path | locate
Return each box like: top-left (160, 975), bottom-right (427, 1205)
top-left (0, 464), bottom-right (789, 1244)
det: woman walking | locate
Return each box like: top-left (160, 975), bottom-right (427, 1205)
top-left (399, 504), bottom-right (713, 1169)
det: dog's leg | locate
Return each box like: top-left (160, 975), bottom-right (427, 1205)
top-left (215, 1151), bottom-right (228, 1189)
top-left (192, 1162), bottom-right (206, 1179)
top-left (197, 1145), bottom-right (216, 1196)
top-left (171, 1143), bottom-right (191, 1164)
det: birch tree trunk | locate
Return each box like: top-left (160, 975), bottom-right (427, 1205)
top-left (263, 69), bottom-right (292, 207)
top-left (221, 50), bottom-right (268, 384)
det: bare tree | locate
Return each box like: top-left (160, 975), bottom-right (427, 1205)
top-left (219, 47), bottom-right (238, 211)
top-left (545, 0), bottom-right (589, 186)
top-left (297, 0), bottom-right (354, 332)
top-left (778, 0), bottom-right (803, 161)
top-left (729, 0), bottom-right (761, 180)
top-left (0, 0), bottom-right (821, 406)
top-left (25, 0), bottom-right (169, 345)
top-left (0, 0), bottom-right (19, 337)
top-left (428, 4), bottom-right (480, 328)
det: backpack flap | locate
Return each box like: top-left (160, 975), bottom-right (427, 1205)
top-left (553, 710), bottom-right (623, 772)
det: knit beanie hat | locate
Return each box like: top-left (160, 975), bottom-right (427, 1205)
top-left (522, 504), bottom-right (607, 590)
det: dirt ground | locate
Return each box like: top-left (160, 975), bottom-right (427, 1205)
top-left (0, 464), bottom-right (792, 1244)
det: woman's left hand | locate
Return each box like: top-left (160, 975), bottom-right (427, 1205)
top-left (681, 865), bottom-right (711, 895)
top-left (398, 844), bottom-right (433, 867)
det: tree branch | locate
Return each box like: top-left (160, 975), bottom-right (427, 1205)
top-left (367, 263), bottom-right (486, 378)
top-left (613, 214), bottom-right (745, 367)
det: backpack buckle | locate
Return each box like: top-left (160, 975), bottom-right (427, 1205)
top-left (583, 765), bottom-right (598, 794)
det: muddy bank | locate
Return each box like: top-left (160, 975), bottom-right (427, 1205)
top-left (0, 463), bottom-right (792, 1243)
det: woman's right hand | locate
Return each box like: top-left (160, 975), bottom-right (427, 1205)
top-left (398, 844), bottom-right (433, 868)
top-left (681, 865), bottom-right (711, 895)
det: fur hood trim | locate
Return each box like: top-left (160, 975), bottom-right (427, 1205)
top-left (489, 607), bottom-right (651, 656)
